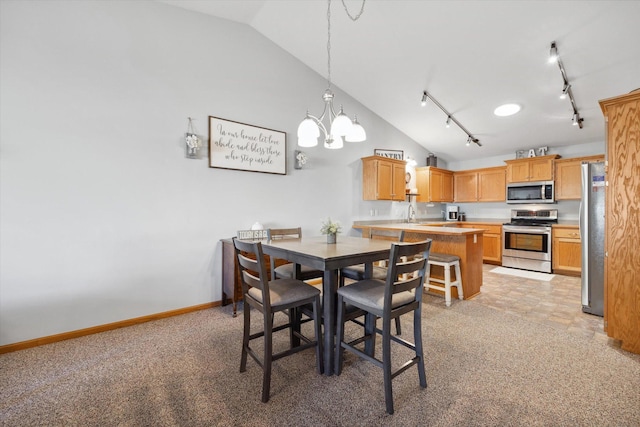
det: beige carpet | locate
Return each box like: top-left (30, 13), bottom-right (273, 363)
top-left (1, 296), bottom-right (639, 426)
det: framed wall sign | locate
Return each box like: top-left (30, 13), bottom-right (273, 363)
top-left (209, 116), bottom-right (287, 175)
top-left (374, 149), bottom-right (404, 160)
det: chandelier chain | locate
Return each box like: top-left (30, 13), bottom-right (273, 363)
top-left (341, 0), bottom-right (366, 21)
top-left (327, 0), bottom-right (331, 89)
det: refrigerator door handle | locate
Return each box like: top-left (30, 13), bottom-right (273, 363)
top-left (580, 163), bottom-right (589, 307)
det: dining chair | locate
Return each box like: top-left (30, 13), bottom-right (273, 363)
top-left (267, 227), bottom-right (324, 282)
top-left (340, 228), bottom-right (405, 335)
top-left (233, 238), bottom-right (323, 403)
top-left (335, 239), bottom-right (432, 415)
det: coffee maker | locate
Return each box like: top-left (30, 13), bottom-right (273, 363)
top-left (446, 205), bottom-right (459, 221)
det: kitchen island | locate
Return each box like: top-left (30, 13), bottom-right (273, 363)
top-left (352, 222), bottom-right (485, 300)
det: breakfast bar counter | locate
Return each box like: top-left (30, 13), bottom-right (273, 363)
top-left (352, 222), bottom-right (485, 300)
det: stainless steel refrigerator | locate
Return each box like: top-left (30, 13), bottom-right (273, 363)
top-left (580, 161), bottom-right (605, 316)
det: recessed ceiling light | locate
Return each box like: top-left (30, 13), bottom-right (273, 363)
top-left (494, 103), bottom-right (521, 117)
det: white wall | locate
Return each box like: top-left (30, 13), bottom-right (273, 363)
top-left (0, 0), bottom-right (430, 345)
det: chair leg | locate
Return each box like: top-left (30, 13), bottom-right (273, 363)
top-left (364, 312), bottom-right (377, 356)
top-left (313, 296), bottom-right (324, 375)
top-left (240, 301), bottom-right (250, 373)
top-left (444, 264), bottom-right (452, 307)
top-left (395, 317), bottom-right (402, 336)
top-left (262, 310), bottom-right (273, 403)
top-left (335, 295), bottom-right (346, 375)
top-left (414, 307), bottom-right (427, 389)
top-left (424, 263), bottom-right (431, 291)
top-left (455, 262), bottom-right (464, 300)
top-left (382, 315), bottom-right (394, 415)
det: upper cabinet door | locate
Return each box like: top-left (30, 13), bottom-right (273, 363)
top-left (454, 171), bottom-right (478, 202)
top-left (478, 167), bottom-right (506, 201)
top-left (416, 167), bottom-right (453, 202)
top-left (505, 155), bottom-right (559, 183)
top-left (555, 155), bottom-right (605, 200)
top-left (361, 156), bottom-right (407, 201)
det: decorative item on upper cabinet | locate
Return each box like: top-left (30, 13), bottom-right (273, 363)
top-left (294, 150), bottom-right (307, 170)
top-left (185, 117), bottom-right (202, 159)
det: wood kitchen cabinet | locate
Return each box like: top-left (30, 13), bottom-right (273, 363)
top-left (416, 166), bottom-right (454, 203)
top-left (362, 156), bottom-right (407, 201)
top-left (504, 154), bottom-right (559, 183)
top-left (552, 226), bottom-right (581, 276)
top-left (460, 223), bottom-right (502, 264)
top-left (454, 166), bottom-right (506, 202)
top-left (554, 155), bottom-right (605, 200)
top-left (453, 171), bottom-right (477, 202)
top-left (599, 90), bottom-right (640, 354)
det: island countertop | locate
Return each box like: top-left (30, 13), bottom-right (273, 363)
top-left (352, 222), bottom-right (484, 300)
top-left (352, 222), bottom-right (486, 236)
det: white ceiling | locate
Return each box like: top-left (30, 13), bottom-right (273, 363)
top-left (158, 0), bottom-right (640, 162)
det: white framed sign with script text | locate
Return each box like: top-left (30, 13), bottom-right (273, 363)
top-left (209, 116), bottom-right (286, 175)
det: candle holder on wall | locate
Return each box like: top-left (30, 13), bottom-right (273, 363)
top-left (294, 150), bottom-right (307, 169)
top-left (185, 117), bottom-right (202, 159)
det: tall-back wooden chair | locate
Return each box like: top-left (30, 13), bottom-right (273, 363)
top-left (233, 238), bottom-right (323, 402)
top-left (335, 239), bottom-right (432, 414)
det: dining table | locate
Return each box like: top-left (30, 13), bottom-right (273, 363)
top-left (260, 235), bottom-right (395, 375)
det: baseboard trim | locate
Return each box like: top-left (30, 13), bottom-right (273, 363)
top-left (0, 301), bottom-right (222, 354)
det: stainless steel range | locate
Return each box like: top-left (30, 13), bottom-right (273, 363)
top-left (502, 209), bottom-right (558, 273)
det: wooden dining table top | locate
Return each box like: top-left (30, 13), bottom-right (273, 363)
top-left (260, 235), bottom-right (396, 270)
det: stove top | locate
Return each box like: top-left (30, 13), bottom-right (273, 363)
top-left (504, 208), bottom-right (558, 227)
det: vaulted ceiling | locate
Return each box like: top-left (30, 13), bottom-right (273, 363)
top-left (158, 0), bottom-right (640, 162)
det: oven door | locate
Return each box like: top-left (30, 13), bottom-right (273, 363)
top-left (503, 226), bottom-right (551, 261)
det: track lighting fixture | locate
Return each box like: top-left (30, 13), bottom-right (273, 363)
top-left (420, 90), bottom-right (481, 147)
top-left (548, 41), bottom-right (583, 129)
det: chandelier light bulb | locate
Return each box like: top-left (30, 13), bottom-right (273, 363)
top-left (345, 116), bottom-right (366, 142)
top-left (324, 135), bottom-right (344, 149)
top-left (330, 107), bottom-right (354, 137)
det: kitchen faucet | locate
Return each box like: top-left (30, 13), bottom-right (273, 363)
top-left (407, 204), bottom-right (416, 223)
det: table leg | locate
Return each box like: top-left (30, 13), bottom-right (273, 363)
top-left (323, 269), bottom-right (338, 375)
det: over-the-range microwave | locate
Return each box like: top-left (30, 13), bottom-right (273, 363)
top-left (506, 181), bottom-right (555, 204)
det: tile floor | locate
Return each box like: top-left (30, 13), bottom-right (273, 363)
top-left (445, 264), bottom-right (608, 341)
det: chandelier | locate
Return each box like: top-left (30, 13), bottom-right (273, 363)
top-left (297, 0), bottom-right (367, 149)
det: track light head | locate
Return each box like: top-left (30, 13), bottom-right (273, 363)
top-left (445, 116), bottom-right (451, 128)
top-left (549, 41), bottom-right (558, 63)
top-left (560, 83), bottom-right (571, 99)
top-left (421, 91), bottom-right (428, 107)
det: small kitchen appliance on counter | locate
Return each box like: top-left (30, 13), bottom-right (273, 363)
top-left (446, 206), bottom-right (459, 221)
